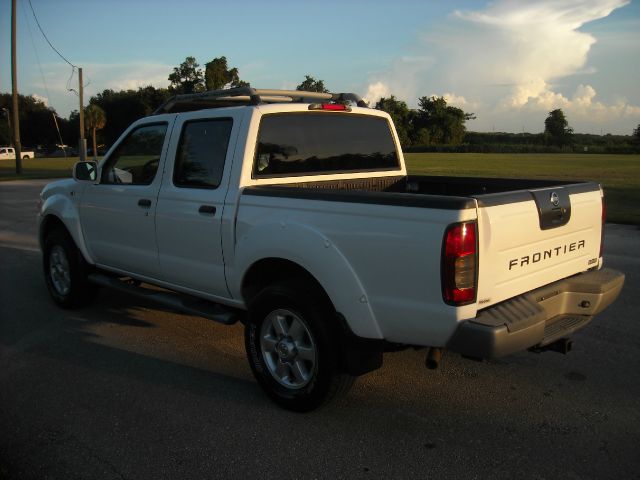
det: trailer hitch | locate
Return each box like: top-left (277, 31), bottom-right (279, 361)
top-left (529, 338), bottom-right (573, 355)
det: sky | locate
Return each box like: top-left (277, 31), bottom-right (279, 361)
top-left (1, 0), bottom-right (639, 135)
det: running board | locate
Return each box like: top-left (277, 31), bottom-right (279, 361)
top-left (88, 273), bottom-right (240, 325)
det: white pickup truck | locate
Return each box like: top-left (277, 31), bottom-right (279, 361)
top-left (0, 146), bottom-right (34, 160)
top-left (38, 88), bottom-right (624, 411)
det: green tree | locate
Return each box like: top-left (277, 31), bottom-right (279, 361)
top-left (85, 104), bottom-right (106, 160)
top-left (374, 96), bottom-right (413, 147)
top-left (137, 85), bottom-right (172, 114)
top-left (633, 123), bottom-right (640, 144)
top-left (168, 56), bottom-right (204, 94)
top-left (91, 87), bottom-right (171, 146)
top-left (296, 75), bottom-right (329, 93)
top-left (63, 110), bottom-right (80, 148)
top-left (413, 96), bottom-right (475, 146)
top-left (204, 56), bottom-right (249, 90)
top-left (544, 109), bottom-right (573, 146)
top-left (0, 106), bottom-right (11, 146)
top-left (0, 93), bottom-right (64, 147)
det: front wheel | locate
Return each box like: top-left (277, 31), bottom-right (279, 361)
top-left (245, 281), bottom-right (354, 412)
top-left (43, 229), bottom-right (96, 308)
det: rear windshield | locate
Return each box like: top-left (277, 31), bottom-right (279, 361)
top-left (253, 113), bottom-right (400, 178)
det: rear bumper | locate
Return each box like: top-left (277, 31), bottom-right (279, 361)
top-left (446, 268), bottom-right (625, 358)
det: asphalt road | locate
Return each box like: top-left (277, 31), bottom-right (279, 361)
top-left (1, 179), bottom-right (639, 480)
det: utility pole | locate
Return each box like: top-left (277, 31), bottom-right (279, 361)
top-left (11, 0), bottom-right (23, 174)
top-left (78, 67), bottom-right (87, 161)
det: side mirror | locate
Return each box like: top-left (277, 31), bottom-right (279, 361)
top-left (73, 161), bottom-right (98, 183)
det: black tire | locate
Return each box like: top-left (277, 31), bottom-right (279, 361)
top-left (245, 281), bottom-right (354, 412)
top-left (43, 228), bottom-right (96, 308)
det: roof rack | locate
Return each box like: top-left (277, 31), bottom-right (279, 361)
top-left (152, 87), bottom-right (369, 114)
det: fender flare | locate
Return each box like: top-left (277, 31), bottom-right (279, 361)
top-left (232, 221), bottom-right (383, 339)
top-left (40, 189), bottom-right (93, 264)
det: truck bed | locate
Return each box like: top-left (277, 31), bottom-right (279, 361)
top-left (246, 174), bottom-right (597, 210)
top-left (243, 173), bottom-right (603, 314)
top-left (259, 174), bottom-right (586, 196)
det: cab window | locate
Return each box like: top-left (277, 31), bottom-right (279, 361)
top-left (253, 113), bottom-right (400, 178)
top-left (102, 123), bottom-right (168, 185)
top-left (173, 118), bottom-right (233, 189)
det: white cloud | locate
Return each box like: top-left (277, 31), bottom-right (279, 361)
top-left (24, 62), bottom-right (172, 117)
top-left (508, 82), bottom-right (640, 120)
top-left (364, 55), bottom-right (435, 106)
top-left (363, 81), bottom-right (391, 106)
top-left (83, 62), bottom-right (171, 95)
top-left (364, 0), bottom-right (638, 133)
top-left (31, 94), bottom-right (49, 107)
top-left (440, 93), bottom-right (480, 112)
top-left (452, 0), bottom-right (628, 108)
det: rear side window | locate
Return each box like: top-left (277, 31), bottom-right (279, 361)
top-left (253, 113), bottom-right (400, 178)
top-left (174, 118), bottom-right (233, 189)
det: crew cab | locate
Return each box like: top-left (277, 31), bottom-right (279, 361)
top-left (38, 88), bottom-right (624, 411)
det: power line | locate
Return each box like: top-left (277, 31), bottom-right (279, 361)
top-left (26, 0), bottom-right (77, 69)
top-left (21, 0), bottom-right (65, 147)
top-left (24, 0), bottom-right (88, 98)
top-left (25, 0), bottom-right (86, 160)
top-left (67, 67), bottom-right (79, 96)
top-left (22, 1), bottom-right (52, 100)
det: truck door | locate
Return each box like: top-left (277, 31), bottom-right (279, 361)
top-left (79, 119), bottom-right (173, 278)
top-left (155, 110), bottom-right (241, 298)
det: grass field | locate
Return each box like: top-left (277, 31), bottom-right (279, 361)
top-left (406, 153), bottom-right (639, 225)
top-left (0, 157), bottom-right (80, 181)
top-left (1, 153), bottom-right (638, 224)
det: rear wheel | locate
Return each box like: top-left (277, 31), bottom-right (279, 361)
top-left (245, 281), bottom-right (354, 412)
top-left (43, 229), bottom-right (96, 308)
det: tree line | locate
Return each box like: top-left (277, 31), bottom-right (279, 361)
top-left (1, 55), bottom-right (639, 154)
top-left (374, 95), bottom-right (475, 147)
top-left (407, 109), bottom-right (639, 154)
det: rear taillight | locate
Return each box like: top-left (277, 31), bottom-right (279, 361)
top-left (442, 221), bottom-right (477, 305)
top-left (600, 195), bottom-right (606, 258)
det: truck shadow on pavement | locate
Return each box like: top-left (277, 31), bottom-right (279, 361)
top-left (2, 246), bottom-right (639, 480)
top-left (1, 244), bottom-right (636, 416)
top-left (0, 245), bottom-right (263, 408)
top-left (1, 244), bottom-right (508, 418)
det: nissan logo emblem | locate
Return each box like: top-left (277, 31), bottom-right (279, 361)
top-left (550, 192), bottom-right (560, 207)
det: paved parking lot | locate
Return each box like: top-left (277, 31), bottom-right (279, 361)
top-left (1, 179), bottom-right (639, 479)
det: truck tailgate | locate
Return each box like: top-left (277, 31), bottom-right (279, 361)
top-left (475, 183), bottom-right (603, 308)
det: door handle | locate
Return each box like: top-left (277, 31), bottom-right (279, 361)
top-left (138, 199), bottom-right (152, 208)
top-left (199, 205), bottom-right (216, 215)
